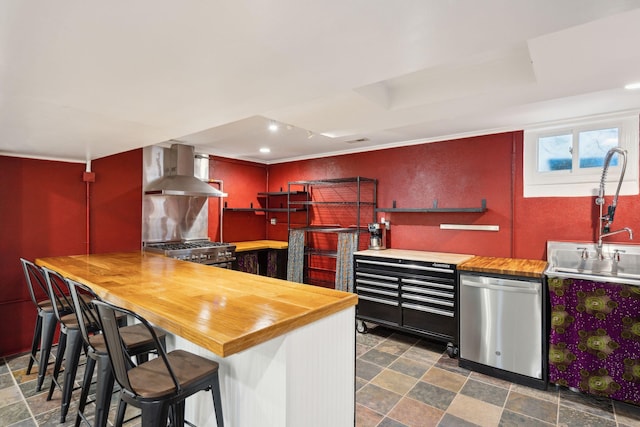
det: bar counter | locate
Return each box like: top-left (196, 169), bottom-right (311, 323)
top-left (36, 251), bottom-right (357, 426)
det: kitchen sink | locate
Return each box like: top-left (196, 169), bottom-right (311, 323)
top-left (546, 241), bottom-right (640, 285)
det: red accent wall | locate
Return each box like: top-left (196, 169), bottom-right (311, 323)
top-left (0, 156), bottom-right (86, 356)
top-left (0, 149), bottom-right (144, 356)
top-left (208, 156), bottom-right (267, 242)
top-left (268, 132), bottom-right (515, 257)
top-left (91, 149), bottom-right (143, 253)
top-left (512, 132), bottom-right (640, 260)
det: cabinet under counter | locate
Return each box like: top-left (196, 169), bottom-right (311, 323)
top-left (353, 249), bottom-right (473, 355)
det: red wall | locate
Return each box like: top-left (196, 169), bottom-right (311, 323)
top-left (0, 156), bottom-right (86, 356)
top-left (268, 132), bottom-right (515, 257)
top-left (208, 156), bottom-right (267, 242)
top-left (0, 149), bottom-right (143, 356)
top-left (512, 132), bottom-right (640, 260)
top-left (268, 130), bottom-right (640, 259)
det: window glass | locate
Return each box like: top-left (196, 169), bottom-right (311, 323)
top-left (578, 128), bottom-right (619, 169)
top-left (538, 134), bottom-right (572, 172)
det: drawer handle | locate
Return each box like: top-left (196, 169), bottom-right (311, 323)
top-left (357, 259), bottom-right (453, 274)
top-left (403, 278), bottom-right (453, 289)
top-left (359, 295), bottom-right (399, 306)
top-left (356, 272), bottom-right (398, 281)
top-left (402, 286), bottom-right (453, 298)
top-left (402, 303), bottom-right (454, 317)
top-left (356, 279), bottom-right (398, 290)
top-left (402, 294), bottom-right (454, 307)
top-left (356, 286), bottom-right (398, 297)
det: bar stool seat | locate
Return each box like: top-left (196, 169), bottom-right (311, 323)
top-left (95, 300), bottom-right (224, 427)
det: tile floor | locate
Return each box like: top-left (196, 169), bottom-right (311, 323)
top-left (2, 325), bottom-right (640, 426)
top-left (355, 324), bottom-right (640, 427)
top-left (0, 349), bottom-right (140, 427)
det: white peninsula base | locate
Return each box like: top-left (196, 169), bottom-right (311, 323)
top-left (167, 306), bottom-right (356, 427)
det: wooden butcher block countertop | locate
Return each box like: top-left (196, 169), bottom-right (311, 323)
top-left (233, 240), bottom-right (288, 252)
top-left (36, 251), bottom-right (356, 358)
top-left (458, 256), bottom-right (548, 278)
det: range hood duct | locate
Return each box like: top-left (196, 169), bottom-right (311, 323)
top-left (144, 144), bottom-right (227, 197)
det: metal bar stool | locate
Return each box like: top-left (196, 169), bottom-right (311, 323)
top-left (67, 279), bottom-right (167, 427)
top-left (94, 300), bottom-right (224, 427)
top-left (42, 267), bottom-right (96, 423)
top-left (19, 258), bottom-right (65, 392)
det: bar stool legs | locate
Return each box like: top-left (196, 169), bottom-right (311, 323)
top-left (34, 310), bottom-right (57, 391)
top-left (47, 326), bottom-right (84, 423)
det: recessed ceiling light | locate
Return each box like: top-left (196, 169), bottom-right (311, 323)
top-left (259, 147), bottom-right (271, 153)
top-left (268, 121), bottom-right (279, 131)
top-left (624, 82), bottom-right (640, 90)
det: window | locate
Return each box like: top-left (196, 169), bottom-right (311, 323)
top-left (524, 114), bottom-right (639, 198)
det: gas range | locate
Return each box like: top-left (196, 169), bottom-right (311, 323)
top-left (143, 239), bottom-right (236, 267)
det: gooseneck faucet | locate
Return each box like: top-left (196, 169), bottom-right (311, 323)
top-left (596, 147), bottom-right (633, 255)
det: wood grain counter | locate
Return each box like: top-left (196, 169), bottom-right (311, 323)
top-left (36, 251), bottom-right (356, 358)
top-left (233, 240), bottom-right (288, 252)
top-left (458, 256), bottom-right (548, 278)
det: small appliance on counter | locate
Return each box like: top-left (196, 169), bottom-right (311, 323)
top-left (367, 223), bottom-right (386, 250)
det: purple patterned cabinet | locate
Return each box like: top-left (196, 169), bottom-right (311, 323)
top-left (547, 276), bottom-right (640, 405)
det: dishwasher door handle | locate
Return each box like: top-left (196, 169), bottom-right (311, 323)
top-left (460, 279), bottom-right (539, 294)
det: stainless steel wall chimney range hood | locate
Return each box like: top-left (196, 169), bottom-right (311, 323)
top-left (144, 143), bottom-right (227, 197)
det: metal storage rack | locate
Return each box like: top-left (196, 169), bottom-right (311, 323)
top-left (287, 177), bottom-right (377, 288)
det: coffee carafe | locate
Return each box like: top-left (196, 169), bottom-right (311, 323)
top-left (368, 223), bottom-right (386, 250)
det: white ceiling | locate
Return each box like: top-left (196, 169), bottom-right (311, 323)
top-left (3, 1), bottom-right (640, 164)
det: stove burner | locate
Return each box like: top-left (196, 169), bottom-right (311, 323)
top-left (148, 241), bottom-right (229, 251)
top-left (143, 239), bottom-right (236, 267)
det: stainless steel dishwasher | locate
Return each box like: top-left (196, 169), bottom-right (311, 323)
top-left (459, 272), bottom-right (547, 389)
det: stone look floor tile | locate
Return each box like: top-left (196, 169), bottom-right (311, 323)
top-left (504, 391), bottom-right (558, 424)
top-left (558, 405), bottom-right (617, 427)
top-left (406, 381), bottom-right (456, 411)
top-left (356, 403), bottom-right (384, 427)
top-left (499, 409), bottom-right (555, 427)
top-left (614, 400), bottom-right (640, 426)
top-left (372, 368), bottom-right (419, 395)
top-left (438, 413), bottom-right (482, 427)
top-left (356, 383), bottom-right (403, 416)
top-left (446, 394), bottom-right (502, 427)
top-left (378, 417), bottom-right (409, 427)
top-left (422, 366), bottom-right (467, 393)
top-left (387, 396), bottom-right (445, 427)
top-left (511, 383), bottom-right (560, 404)
top-left (0, 384), bottom-right (24, 409)
top-left (0, 401), bottom-right (32, 426)
top-left (460, 379), bottom-right (509, 408)
top-left (469, 371), bottom-right (512, 389)
top-left (356, 359), bottom-right (385, 382)
top-left (360, 348), bottom-right (400, 368)
top-left (558, 387), bottom-right (615, 420)
top-left (389, 356), bottom-right (432, 379)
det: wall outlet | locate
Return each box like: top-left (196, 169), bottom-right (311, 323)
top-left (270, 218), bottom-right (277, 225)
top-left (380, 217), bottom-right (390, 229)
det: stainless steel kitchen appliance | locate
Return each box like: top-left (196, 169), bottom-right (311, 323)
top-left (458, 272), bottom-right (546, 389)
top-left (144, 239), bottom-right (236, 268)
top-left (367, 223), bottom-right (386, 250)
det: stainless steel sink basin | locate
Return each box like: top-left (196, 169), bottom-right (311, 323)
top-left (546, 241), bottom-right (640, 285)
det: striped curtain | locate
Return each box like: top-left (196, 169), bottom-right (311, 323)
top-left (335, 232), bottom-right (358, 292)
top-left (287, 229), bottom-right (305, 283)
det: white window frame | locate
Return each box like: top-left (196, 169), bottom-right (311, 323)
top-left (523, 113), bottom-right (639, 198)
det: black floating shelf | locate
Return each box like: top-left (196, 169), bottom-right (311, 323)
top-left (375, 199), bottom-right (487, 213)
top-left (257, 191), bottom-right (308, 197)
